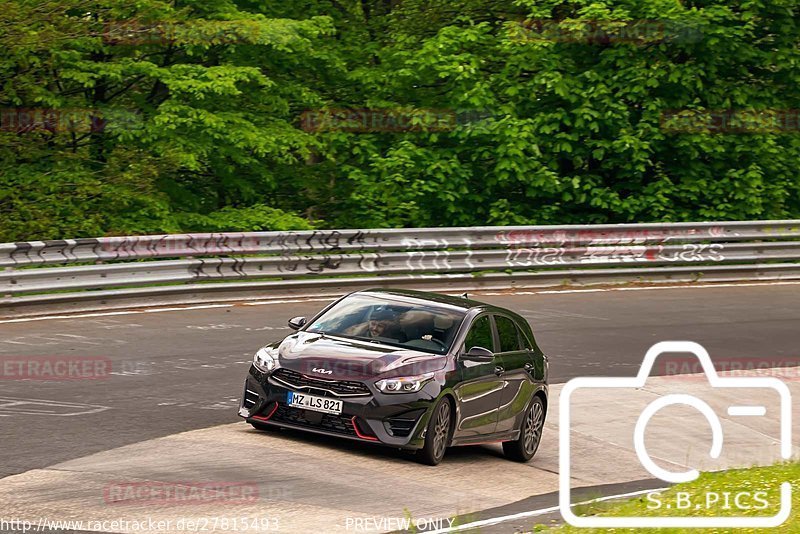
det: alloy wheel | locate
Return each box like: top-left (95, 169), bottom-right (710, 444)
top-left (523, 400), bottom-right (544, 455)
top-left (432, 401), bottom-right (451, 460)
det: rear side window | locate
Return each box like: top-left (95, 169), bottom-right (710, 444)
top-left (516, 323), bottom-right (533, 350)
top-left (495, 316), bottom-right (522, 352)
top-left (465, 316), bottom-right (493, 352)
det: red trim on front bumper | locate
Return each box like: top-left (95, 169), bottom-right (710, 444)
top-left (251, 401), bottom-right (279, 422)
top-left (351, 416), bottom-right (379, 441)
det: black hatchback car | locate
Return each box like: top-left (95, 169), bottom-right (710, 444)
top-left (238, 289), bottom-right (548, 465)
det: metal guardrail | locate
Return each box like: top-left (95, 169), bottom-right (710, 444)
top-left (2, 220), bottom-right (800, 315)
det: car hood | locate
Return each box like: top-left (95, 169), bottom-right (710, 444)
top-left (271, 331), bottom-right (447, 380)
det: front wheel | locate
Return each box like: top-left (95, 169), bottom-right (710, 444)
top-left (503, 396), bottom-right (544, 462)
top-left (416, 398), bottom-right (452, 466)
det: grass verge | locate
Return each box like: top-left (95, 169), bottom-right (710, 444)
top-left (540, 462), bottom-right (799, 533)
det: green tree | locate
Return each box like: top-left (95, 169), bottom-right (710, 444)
top-left (1, 0), bottom-right (799, 241)
top-left (305, 0), bottom-right (800, 227)
top-left (0, 0), bottom-right (332, 240)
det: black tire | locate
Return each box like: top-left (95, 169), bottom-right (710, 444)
top-left (503, 396), bottom-right (545, 462)
top-left (416, 397), bottom-right (453, 466)
top-left (249, 421), bottom-right (278, 431)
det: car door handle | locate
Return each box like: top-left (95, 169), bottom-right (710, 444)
top-left (494, 366), bottom-right (505, 376)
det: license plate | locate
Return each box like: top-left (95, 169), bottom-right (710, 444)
top-left (287, 391), bottom-right (343, 415)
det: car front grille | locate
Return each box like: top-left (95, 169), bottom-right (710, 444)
top-left (271, 404), bottom-right (358, 437)
top-left (270, 368), bottom-right (371, 397)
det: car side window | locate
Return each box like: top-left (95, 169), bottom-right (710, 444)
top-left (464, 315), bottom-right (493, 352)
top-left (516, 323), bottom-right (532, 350)
top-left (495, 315), bottom-right (521, 352)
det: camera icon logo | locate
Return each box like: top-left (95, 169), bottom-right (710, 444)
top-left (559, 341), bottom-right (793, 528)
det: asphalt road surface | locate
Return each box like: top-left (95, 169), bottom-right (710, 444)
top-left (0, 282), bottom-right (798, 532)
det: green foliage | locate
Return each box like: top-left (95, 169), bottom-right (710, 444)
top-left (319, 0), bottom-right (800, 227)
top-left (0, 159), bottom-right (178, 241)
top-left (1, 0), bottom-right (799, 241)
top-left (176, 205), bottom-right (313, 232)
top-left (0, 0), bottom-right (330, 240)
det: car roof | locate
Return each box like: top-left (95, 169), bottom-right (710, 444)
top-left (354, 288), bottom-right (496, 312)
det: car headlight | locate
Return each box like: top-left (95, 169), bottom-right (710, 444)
top-left (375, 373), bottom-right (434, 394)
top-left (253, 347), bottom-right (278, 373)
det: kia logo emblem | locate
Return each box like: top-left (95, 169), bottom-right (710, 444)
top-left (312, 367), bottom-right (332, 375)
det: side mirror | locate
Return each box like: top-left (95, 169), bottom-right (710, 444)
top-left (288, 316), bottom-right (307, 331)
top-left (461, 346), bottom-right (494, 363)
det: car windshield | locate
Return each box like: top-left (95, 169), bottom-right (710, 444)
top-left (306, 294), bottom-right (466, 354)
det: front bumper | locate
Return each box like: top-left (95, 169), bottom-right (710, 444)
top-left (238, 365), bottom-right (437, 449)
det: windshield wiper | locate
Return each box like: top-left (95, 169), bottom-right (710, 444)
top-left (348, 335), bottom-right (384, 344)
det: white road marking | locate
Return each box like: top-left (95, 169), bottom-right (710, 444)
top-left (426, 487), bottom-right (668, 533)
top-left (0, 304), bottom-right (234, 325)
top-left (519, 308), bottom-right (610, 321)
top-left (242, 297), bottom-right (336, 306)
top-left (142, 305), bottom-right (233, 313)
top-left (1, 281), bottom-right (798, 325)
top-left (0, 397), bottom-right (110, 417)
top-left (85, 319), bottom-right (143, 329)
top-left (0, 333), bottom-right (125, 348)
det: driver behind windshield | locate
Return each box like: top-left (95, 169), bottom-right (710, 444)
top-left (345, 307), bottom-right (406, 341)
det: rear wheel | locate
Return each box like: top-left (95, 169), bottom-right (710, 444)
top-left (416, 398), bottom-right (452, 466)
top-left (503, 396), bottom-right (544, 462)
